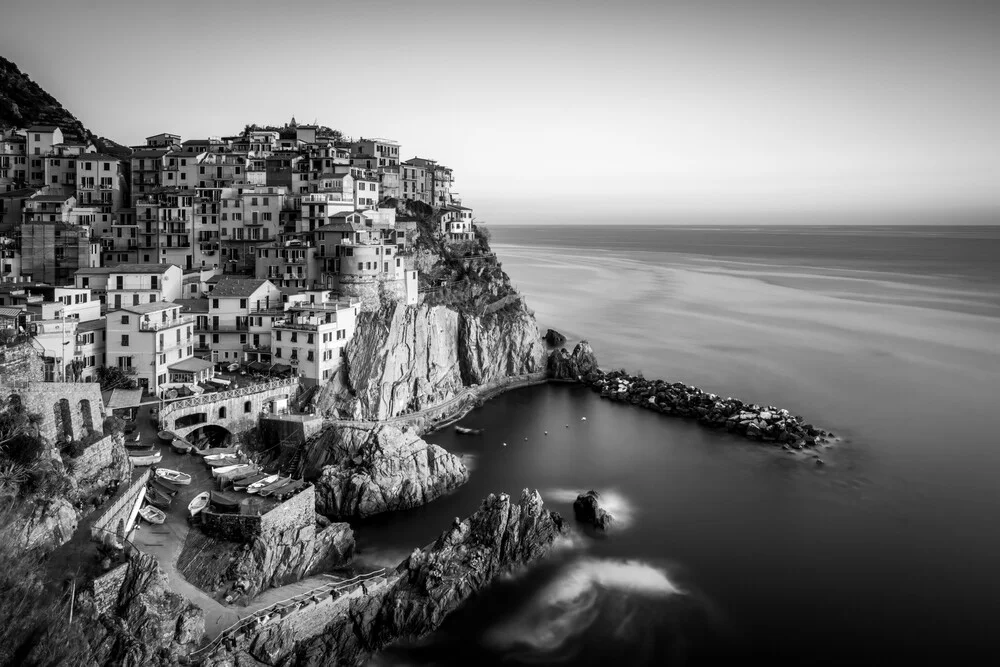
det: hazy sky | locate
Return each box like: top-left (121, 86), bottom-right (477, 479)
top-left (2, 0), bottom-right (998, 223)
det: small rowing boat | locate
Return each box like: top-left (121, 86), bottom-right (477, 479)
top-left (193, 446), bottom-right (239, 458)
top-left (247, 474), bottom-right (279, 494)
top-left (125, 443), bottom-right (155, 452)
top-left (171, 438), bottom-right (193, 454)
top-left (149, 477), bottom-right (178, 496)
top-left (157, 430), bottom-right (177, 442)
top-left (145, 487), bottom-right (171, 508)
top-left (130, 451), bottom-right (162, 466)
top-left (233, 472), bottom-right (269, 491)
top-left (206, 456), bottom-right (245, 469)
top-left (258, 476), bottom-right (292, 497)
top-left (155, 468), bottom-right (192, 485)
top-left (203, 452), bottom-right (239, 462)
top-left (188, 491), bottom-right (210, 517)
top-left (212, 462), bottom-right (253, 478)
top-left (455, 426), bottom-right (484, 435)
top-left (138, 505), bottom-right (166, 524)
top-left (209, 491), bottom-right (241, 512)
top-left (272, 479), bottom-right (306, 500)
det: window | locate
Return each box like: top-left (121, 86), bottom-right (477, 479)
top-left (307, 350), bottom-right (314, 361)
top-left (121, 315), bottom-right (129, 324)
top-left (121, 335), bottom-right (130, 346)
top-left (244, 401), bottom-right (252, 413)
top-left (239, 299), bottom-right (247, 308)
top-left (212, 299), bottom-right (219, 308)
top-left (276, 331), bottom-right (281, 341)
top-left (218, 407), bottom-right (226, 419)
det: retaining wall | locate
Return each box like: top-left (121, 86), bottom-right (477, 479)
top-left (91, 469), bottom-right (149, 543)
top-left (90, 562), bottom-right (129, 615)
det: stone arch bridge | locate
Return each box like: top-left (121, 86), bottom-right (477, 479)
top-left (160, 378), bottom-right (300, 440)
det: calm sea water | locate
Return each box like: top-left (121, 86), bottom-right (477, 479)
top-left (359, 225), bottom-right (1000, 665)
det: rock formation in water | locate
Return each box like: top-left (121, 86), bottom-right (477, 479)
top-left (307, 423), bottom-right (469, 519)
top-left (549, 343), bottom-right (834, 449)
top-left (544, 328), bottom-right (567, 346)
top-left (547, 339), bottom-right (600, 380)
top-left (573, 490), bottom-right (615, 530)
top-left (320, 298), bottom-right (545, 421)
top-left (203, 489), bottom-right (567, 666)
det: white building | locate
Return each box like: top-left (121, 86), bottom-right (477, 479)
top-left (105, 301), bottom-right (202, 392)
top-left (271, 293), bottom-right (360, 386)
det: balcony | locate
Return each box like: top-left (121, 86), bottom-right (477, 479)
top-left (250, 307), bottom-right (286, 316)
top-left (242, 342), bottom-right (270, 352)
top-left (196, 322), bottom-right (249, 333)
top-left (138, 315), bottom-right (194, 331)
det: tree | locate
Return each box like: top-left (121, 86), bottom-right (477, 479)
top-left (95, 366), bottom-right (138, 391)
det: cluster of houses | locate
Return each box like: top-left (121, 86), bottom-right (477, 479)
top-left (0, 119), bottom-right (478, 393)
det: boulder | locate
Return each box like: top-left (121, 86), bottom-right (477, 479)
top-left (573, 490), bottom-right (614, 530)
top-left (544, 329), bottom-right (567, 346)
top-left (547, 340), bottom-right (599, 380)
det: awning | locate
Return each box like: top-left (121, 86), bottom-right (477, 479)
top-left (270, 363), bottom-right (292, 375)
top-left (168, 357), bottom-right (216, 374)
top-left (106, 388), bottom-right (144, 409)
top-left (248, 361), bottom-right (270, 372)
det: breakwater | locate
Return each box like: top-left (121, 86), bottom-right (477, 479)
top-left (549, 341), bottom-right (833, 450)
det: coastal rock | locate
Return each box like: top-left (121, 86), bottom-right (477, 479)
top-left (317, 300), bottom-right (544, 421)
top-left (309, 424), bottom-right (469, 519)
top-left (82, 552), bottom-right (204, 666)
top-left (11, 497), bottom-right (79, 551)
top-left (547, 340), bottom-right (599, 380)
top-left (573, 490), bottom-right (614, 530)
top-left (295, 489), bottom-right (567, 665)
top-left (177, 487), bottom-right (355, 602)
top-left (544, 328), bottom-right (567, 346)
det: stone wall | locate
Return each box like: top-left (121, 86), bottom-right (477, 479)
top-left (90, 562), bottom-right (129, 615)
top-left (1, 381), bottom-right (105, 444)
top-left (69, 432), bottom-right (131, 501)
top-left (261, 483), bottom-right (314, 535)
top-left (91, 469), bottom-right (149, 543)
top-left (0, 342), bottom-right (43, 384)
top-left (201, 511), bottom-right (263, 542)
top-left (160, 377), bottom-right (298, 435)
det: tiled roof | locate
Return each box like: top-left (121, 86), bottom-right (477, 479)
top-left (113, 301), bottom-right (179, 315)
top-left (175, 298), bottom-right (209, 313)
top-left (27, 125), bottom-right (60, 132)
top-left (209, 278), bottom-right (269, 298)
top-left (108, 263), bottom-right (179, 274)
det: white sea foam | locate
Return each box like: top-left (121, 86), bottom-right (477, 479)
top-left (485, 558), bottom-right (680, 652)
top-left (544, 488), bottom-right (636, 528)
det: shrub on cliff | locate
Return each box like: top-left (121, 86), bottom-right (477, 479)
top-left (0, 509), bottom-right (93, 666)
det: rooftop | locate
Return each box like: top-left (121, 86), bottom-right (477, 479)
top-left (175, 298), bottom-right (209, 314)
top-left (209, 278), bottom-right (270, 298)
top-left (76, 318), bottom-right (105, 332)
top-left (27, 125), bottom-right (60, 132)
top-left (168, 357), bottom-right (215, 373)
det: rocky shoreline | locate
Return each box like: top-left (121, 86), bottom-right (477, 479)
top-left (549, 341), bottom-right (835, 450)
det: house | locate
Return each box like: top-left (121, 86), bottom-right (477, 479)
top-left (26, 126), bottom-right (64, 160)
top-left (146, 133), bottom-right (181, 148)
top-left (105, 301), bottom-right (197, 392)
top-left (255, 237), bottom-right (319, 290)
top-left (75, 263), bottom-right (183, 309)
top-left (201, 278), bottom-right (282, 367)
top-left (270, 293), bottom-right (360, 386)
top-left (351, 138), bottom-right (400, 169)
top-left (439, 204), bottom-right (476, 241)
top-left (75, 153), bottom-right (123, 209)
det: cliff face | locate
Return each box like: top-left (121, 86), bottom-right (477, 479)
top-left (76, 552), bottom-right (204, 666)
top-left (300, 489), bottom-right (566, 665)
top-left (309, 423), bottom-right (469, 519)
top-left (320, 298), bottom-right (544, 421)
top-left (204, 489), bottom-right (567, 666)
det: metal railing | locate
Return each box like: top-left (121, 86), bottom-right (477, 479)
top-left (189, 568), bottom-right (387, 657)
top-left (138, 315), bottom-right (194, 331)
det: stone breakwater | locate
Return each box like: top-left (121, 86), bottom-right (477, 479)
top-left (550, 341), bottom-right (834, 450)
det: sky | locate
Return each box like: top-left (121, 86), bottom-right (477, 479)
top-left (2, 0), bottom-right (998, 224)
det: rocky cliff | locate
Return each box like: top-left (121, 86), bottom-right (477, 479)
top-left (321, 297), bottom-right (545, 421)
top-left (204, 489), bottom-right (567, 666)
top-left (67, 552), bottom-right (205, 666)
top-left (307, 423), bottom-right (469, 519)
top-left (179, 488), bottom-right (356, 603)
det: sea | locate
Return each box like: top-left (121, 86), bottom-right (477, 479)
top-left (358, 225), bottom-right (1000, 665)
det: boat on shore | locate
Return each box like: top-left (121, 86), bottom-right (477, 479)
top-left (130, 451), bottom-right (162, 466)
top-left (155, 468), bottom-right (192, 485)
top-left (258, 476), bottom-right (292, 497)
top-left (206, 456), bottom-right (245, 469)
top-left (272, 479), bottom-right (306, 500)
top-left (455, 426), bottom-right (484, 435)
top-left (233, 472), bottom-right (269, 491)
top-left (145, 487), bottom-right (171, 508)
top-left (203, 452), bottom-right (239, 462)
top-left (246, 474), bottom-right (279, 494)
top-left (138, 505), bottom-right (166, 524)
top-left (209, 491), bottom-right (241, 512)
top-left (193, 446), bottom-right (239, 458)
top-left (171, 438), bottom-right (193, 454)
top-left (125, 443), bottom-right (155, 452)
top-left (188, 491), bottom-right (210, 517)
top-left (149, 477), bottom-right (178, 496)
top-left (212, 462), bottom-right (256, 478)
top-left (157, 430), bottom-right (177, 442)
